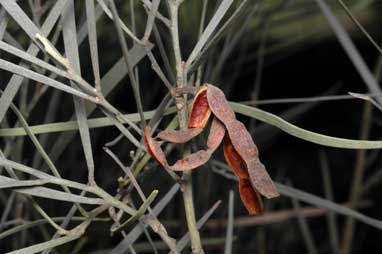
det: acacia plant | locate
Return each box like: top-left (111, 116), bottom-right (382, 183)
top-left (0, 0), bottom-right (381, 253)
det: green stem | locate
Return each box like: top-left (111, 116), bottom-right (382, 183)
top-left (168, 1), bottom-right (203, 253)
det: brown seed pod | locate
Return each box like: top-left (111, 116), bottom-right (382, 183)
top-left (170, 150), bottom-right (212, 171)
top-left (239, 178), bottom-right (264, 215)
top-left (206, 117), bottom-right (225, 151)
top-left (156, 128), bottom-right (203, 144)
top-left (144, 127), bottom-right (169, 168)
top-left (206, 84), bottom-right (235, 124)
top-left (189, 86), bottom-right (211, 129)
top-left (144, 84), bottom-right (279, 216)
top-left (226, 121), bottom-right (279, 199)
top-left (170, 118), bottom-right (225, 171)
top-left (223, 135), bottom-right (249, 179)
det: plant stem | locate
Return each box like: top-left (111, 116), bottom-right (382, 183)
top-left (168, 1), bottom-right (203, 253)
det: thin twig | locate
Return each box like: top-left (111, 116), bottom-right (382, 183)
top-left (167, 0), bottom-right (203, 253)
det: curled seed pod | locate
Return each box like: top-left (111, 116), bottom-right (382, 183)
top-left (239, 178), bottom-right (264, 215)
top-left (144, 127), bottom-right (169, 168)
top-left (144, 84), bottom-right (279, 214)
top-left (246, 159), bottom-right (280, 199)
top-left (226, 121), bottom-right (279, 199)
top-left (223, 135), bottom-right (249, 179)
top-left (170, 150), bottom-right (212, 171)
top-left (225, 121), bottom-right (258, 159)
top-left (206, 117), bottom-right (226, 151)
top-left (206, 84), bottom-right (235, 124)
top-left (189, 86), bottom-right (211, 128)
top-left (169, 117), bottom-right (225, 171)
top-left (156, 128), bottom-right (204, 144)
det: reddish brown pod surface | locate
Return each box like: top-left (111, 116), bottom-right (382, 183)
top-left (144, 84), bottom-right (279, 215)
top-left (189, 86), bottom-right (211, 128)
top-left (239, 178), bottom-right (264, 215)
top-left (144, 127), bottom-right (168, 168)
top-left (206, 85), bottom-right (235, 123)
top-left (225, 121), bottom-right (279, 199)
top-left (223, 135), bottom-right (249, 180)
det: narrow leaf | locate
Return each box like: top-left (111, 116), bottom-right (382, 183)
top-left (186, 0), bottom-right (234, 66)
top-left (0, 59), bottom-right (96, 102)
top-left (62, 0), bottom-right (96, 185)
top-left (111, 190), bottom-right (159, 233)
top-left (15, 187), bottom-right (104, 205)
top-left (6, 233), bottom-right (80, 254)
top-left (231, 102), bottom-right (382, 149)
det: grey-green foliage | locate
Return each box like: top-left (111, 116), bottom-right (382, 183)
top-left (0, 0), bottom-right (380, 253)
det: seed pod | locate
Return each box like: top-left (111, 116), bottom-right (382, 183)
top-left (223, 135), bottom-right (249, 179)
top-left (239, 178), bottom-right (263, 215)
top-left (144, 127), bottom-right (169, 168)
top-left (189, 86), bottom-right (211, 128)
top-left (226, 121), bottom-right (279, 199)
top-left (170, 150), bottom-right (212, 171)
top-left (206, 117), bottom-right (225, 151)
top-left (156, 128), bottom-right (203, 144)
top-left (143, 84), bottom-right (279, 215)
top-left (206, 84), bottom-right (235, 124)
top-left (170, 117), bottom-right (225, 171)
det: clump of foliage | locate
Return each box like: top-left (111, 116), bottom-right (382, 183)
top-left (0, 0), bottom-right (381, 253)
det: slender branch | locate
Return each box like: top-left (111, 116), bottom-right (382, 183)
top-left (167, 1), bottom-right (203, 253)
